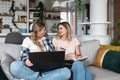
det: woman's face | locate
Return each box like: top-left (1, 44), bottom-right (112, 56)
top-left (58, 25), bottom-right (67, 36)
top-left (37, 27), bottom-right (46, 39)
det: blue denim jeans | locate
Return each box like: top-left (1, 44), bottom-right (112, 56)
top-left (10, 61), bottom-right (71, 80)
top-left (71, 61), bottom-right (93, 80)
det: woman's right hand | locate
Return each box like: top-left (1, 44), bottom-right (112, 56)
top-left (25, 59), bottom-right (33, 67)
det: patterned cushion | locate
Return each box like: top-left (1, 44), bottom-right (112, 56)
top-left (93, 46), bottom-right (120, 73)
top-left (100, 45), bottom-right (120, 51)
top-left (93, 48), bottom-right (108, 67)
top-left (94, 45), bottom-right (120, 67)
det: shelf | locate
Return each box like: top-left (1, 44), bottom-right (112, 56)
top-left (29, 9), bottom-right (62, 13)
top-left (29, 8), bottom-right (39, 12)
top-left (79, 22), bottom-right (111, 25)
top-left (45, 18), bottom-right (62, 20)
top-left (14, 21), bottom-right (27, 23)
top-left (45, 10), bottom-right (62, 13)
top-left (0, 14), bottom-right (13, 16)
top-left (0, 33), bottom-right (56, 37)
top-left (29, 9), bottom-right (62, 12)
top-left (1, 0), bottom-right (10, 2)
top-left (15, 9), bottom-right (27, 12)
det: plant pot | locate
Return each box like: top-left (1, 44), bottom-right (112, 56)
top-left (19, 28), bottom-right (27, 33)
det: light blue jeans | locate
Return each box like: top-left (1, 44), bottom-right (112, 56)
top-left (71, 61), bottom-right (93, 80)
top-left (10, 61), bottom-right (71, 80)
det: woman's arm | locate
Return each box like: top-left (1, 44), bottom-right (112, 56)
top-left (54, 46), bottom-right (58, 51)
top-left (42, 36), bottom-right (54, 51)
top-left (52, 37), bottom-right (58, 51)
top-left (20, 47), bottom-right (33, 67)
top-left (20, 47), bottom-right (29, 61)
top-left (75, 45), bottom-right (82, 58)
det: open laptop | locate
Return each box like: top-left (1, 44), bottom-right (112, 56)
top-left (28, 51), bottom-right (65, 72)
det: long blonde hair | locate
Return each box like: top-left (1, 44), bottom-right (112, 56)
top-left (56, 22), bottom-right (72, 41)
top-left (29, 21), bottom-right (45, 51)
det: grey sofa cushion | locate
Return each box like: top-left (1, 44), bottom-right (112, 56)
top-left (1, 53), bottom-right (15, 80)
top-left (5, 32), bottom-right (24, 45)
top-left (0, 43), bottom-right (22, 61)
top-left (88, 66), bottom-right (120, 80)
top-left (80, 40), bottom-right (100, 66)
top-left (1, 53), bottom-right (20, 80)
top-left (3, 43), bottom-right (22, 60)
top-left (1, 53), bottom-right (22, 80)
top-left (0, 43), bottom-right (22, 80)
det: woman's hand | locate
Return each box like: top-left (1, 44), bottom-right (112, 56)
top-left (54, 46), bottom-right (58, 51)
top-left (75, 53), bottom-right (82, 59)
top-left (25, 59), bottom-right (33, 67)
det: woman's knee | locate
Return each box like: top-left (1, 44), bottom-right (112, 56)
top-left (72, 61), bottom-right (84, 68)
top-left (61, 67), bottom-right (71, 79)
top-left (63, 67), bottom-right (71, 74)
top-left (10, 61), bottom-right (24, 73)
top-left (10, 61), bottom-right (24, 68)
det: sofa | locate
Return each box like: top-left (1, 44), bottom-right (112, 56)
top-left (0, 38), bottom-right (120, 80)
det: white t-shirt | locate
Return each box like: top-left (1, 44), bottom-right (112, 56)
top-left (22, 37), bottom-right (45, 52)
top-left (52, 37), bottom-right (80, 54)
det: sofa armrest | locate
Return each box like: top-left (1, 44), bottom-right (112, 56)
top-left (1, 53), bottom-right (20, 80)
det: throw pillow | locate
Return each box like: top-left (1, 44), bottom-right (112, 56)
top-left (93, 48), bottom-right (108, 67)
top-left (4, 43), bottom-right (22, 60)
top-left (100, 45), bottom-right (120, 51)
top-left (94, 45), bottom-right (120, 67)
top-left (80, 39), bottom-right (100, 66)
top-left (103, 50), bottom-right (120, 73)
top-left (94, 48), bottom-right (120, 73)
top-left (0, 43), bottom-right (22, 61)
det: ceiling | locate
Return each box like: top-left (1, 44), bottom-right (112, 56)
top-left (30, 0), bottom-right (90, 10)
top-left (42, 0), bottom-right (76, 10)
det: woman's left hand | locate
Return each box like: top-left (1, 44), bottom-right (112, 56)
top-left (25, 59), bottom-right (33, 67)
top-left (75, 54), bottom-right (82, 59)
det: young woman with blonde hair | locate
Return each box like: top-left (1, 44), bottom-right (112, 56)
top-left (52, 22), bottom-right (93, 80)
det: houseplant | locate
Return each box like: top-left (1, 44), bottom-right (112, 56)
top-left (76, 0), bottom-right (82, 19)
top-left (9, 0), bottom-right (20, 31)
top-left (36, 1), bottom-right (44, 21)
top-left (111, 20), bottom-right (120, 46)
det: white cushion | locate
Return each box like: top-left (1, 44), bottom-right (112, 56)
top-left (80, 39), bottom-right (100, 66)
